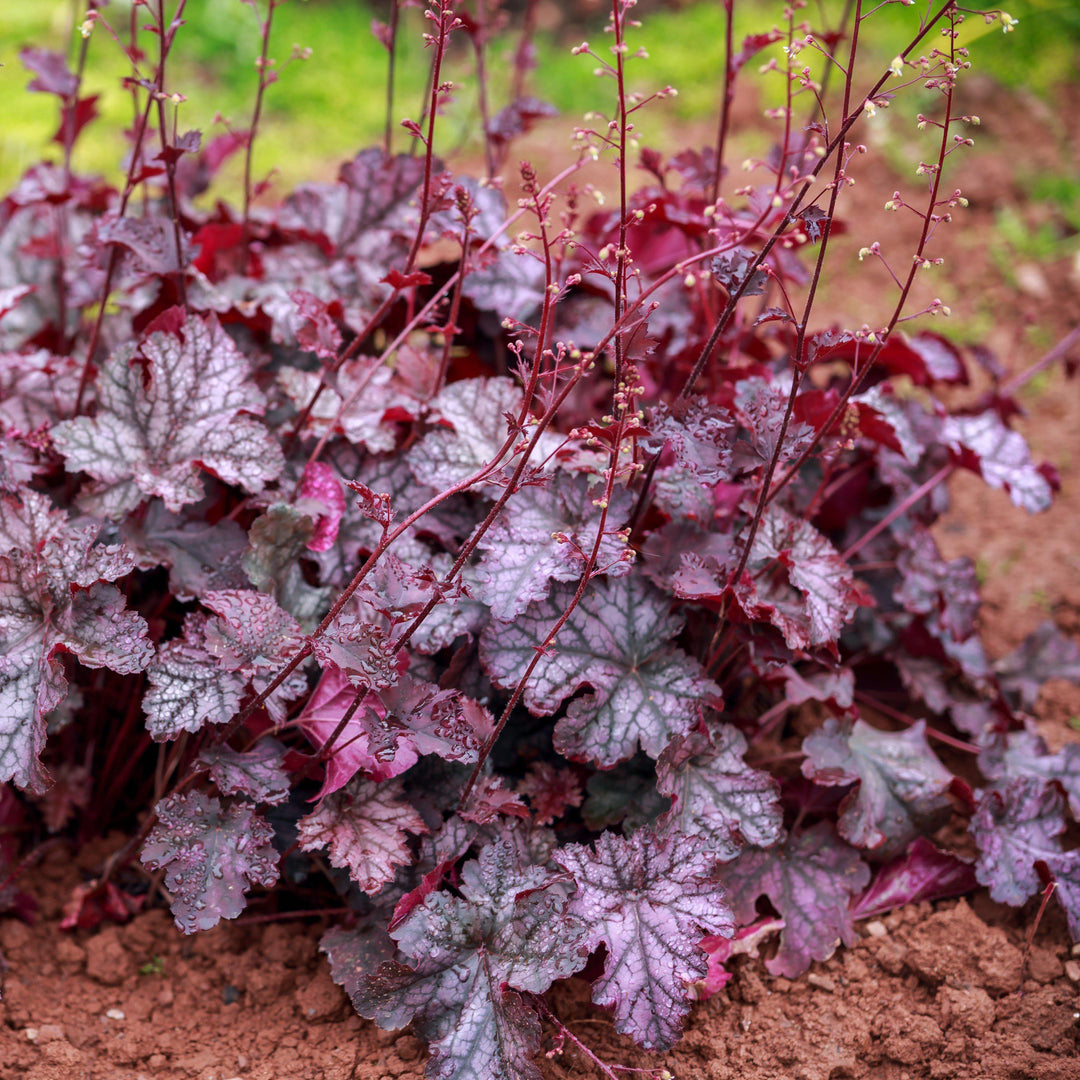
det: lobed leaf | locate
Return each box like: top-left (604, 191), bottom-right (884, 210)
top-left (52, 311), bottom-right (283, 518)
top-left (802, 718), bottom-right (954, 858)
top-left (297, 778), bottom-right (428, 894)
top-left (656, 725), bottom-right (783, 860)
top-left (141, 791), bottom-right (280, 933)
top-left (481, 576), bottom-right (722, 767)
top-left (554, 828), bottom-right (734, 1050)
top-left (722, 824), bottom-right (870, 977)
top-left (355, 839), bottom-right (588, 1080)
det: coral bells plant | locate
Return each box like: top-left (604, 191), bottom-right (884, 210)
top-left (2, 0), bottom-right (1079, 1076)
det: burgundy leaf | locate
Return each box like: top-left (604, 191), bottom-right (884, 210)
top-left (850, 837), bottom-right (977, 921)
top-left (141, 791), bottom-right (280, 933)
top-left (726, 505), bottom-right (859, 650)
top-left (516, 763), bottom-right (583, 826)
top-left (656, 725), bottom-right (783, 860)
top-left (52, 312), bottom-right (283, 518)
top-left (297, 777), bottom-right (428, 894)
top-left (554, 829), bottom-right (734, 1051)
top-left (802, 718), bottom-right (954, 857)
top-left (722, 824), bottom-right (870, 977)
top-left (278, 358), bottom-right (411, 454)
top-left (481, 576), bottom-right (722, 767)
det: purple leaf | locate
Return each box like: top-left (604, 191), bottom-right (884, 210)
top-left (0, 492), bottom-right (151, 792)
top-left (287, 289), bottom-right (343, 360)
top-left (656, 726), bottom-right (783, 860)
top-left (278, 358), bottom-right (412, 454)
top-left (850, 837), bottom-right (977, 921)
top-left (320, 923), bottom-right (396, 999)
top-left (355, 839), bottom-right (588, 1080)
top-left (720, 506), bottom-right (859, 650)
top-left (141, 791), bottom-right (280, 934)
top-left (895, 527), bottom-right (979, 642)
top-left (640, 396), bottom-right (734, 484)
top-left (461, 248), bottom-right (547, 319)
top-left (722, 823), bottom-right (870, 977)
top-left (970, 777), bottom-right (1080, 936)
top-left (97, 214), bottom-right (193, 276)
top-left (994, 621), bottom-right (1080, 711)
top-left (143, 592), bottom-right (305, 740)
top-left (20, 48), bottom-right (77, 98)
top-left (196, 738), bottom-right (291, 805)
top-left (52, 312), bottom-right (283, 518)
top-left (711, 247), bottom-right (768, 297)
top-left (297, 777), bottom-right (428, 894)
top-left (310, 614), bottom-right (400, 691)
top-left (473, 472), bottom-right (634, 621)
top-left (554, 829), bottom-right (734, 1051)
top-left (143, 631), bottom-right (247, 741)
top-left (802, 718), bottom-right (954, 857)
top-left (480, 576), bottom-right (722, 767)
top-left (0, 349), bottom-right (81, 432)
top-left (485, 97), bottom-right (558, 149)
top-left (120, 501), bottom-right (249, 601)
top-left (942, 411), bottom-right (1053, 513)
top-left (978, 728), bottom-right (1080, 821)
top-left (407, 377), bottom-right (541, 490)
top-left (732, 378), bottom-right (816, 472)
top-left (299, 667), bottom-right (482, 797)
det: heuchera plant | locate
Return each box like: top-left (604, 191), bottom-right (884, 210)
top-left (1, 0), bottom-right (1078, 1076)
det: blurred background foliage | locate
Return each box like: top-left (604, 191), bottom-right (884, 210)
top-left (0, 0), bottom-right (1077, 201)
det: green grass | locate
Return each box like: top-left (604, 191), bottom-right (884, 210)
top-left (1, 0), bottom-right (1077, 204)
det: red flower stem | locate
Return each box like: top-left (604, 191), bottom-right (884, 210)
top-left (709, 0), bottom-right (735, 207)
top-left (241, 0), bottom-right (278, 275)
top-left (843, 463), bottom-right (953, 561)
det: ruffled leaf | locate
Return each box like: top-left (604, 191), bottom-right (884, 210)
top-left (722, 823), bottom-right (870, 977)
top-left (802, 718), bottom-right (954, 858)
top-left (481, 576), bottom-right (722, 767)
top-left (141, 791), bottom-right (280, 933)
top-left (196, 738), bottom-right (291, 805)
top-left (52, 312), bottom-right (283, 518)
top-left (355, 839), bottom-right (588, 1080)
top-left (297, 777), bottom-right (428, 894)
top-left (554, 829), bottom-right (734, 1051)
top-left (656, 725), bottom-right (783, 860)
top-left (474, 472), bottom-right (634, 621)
